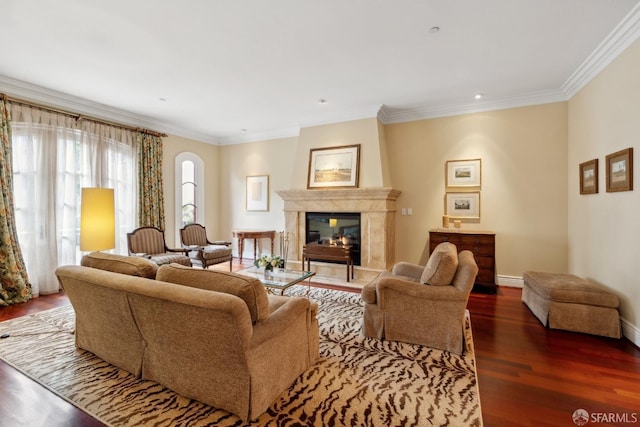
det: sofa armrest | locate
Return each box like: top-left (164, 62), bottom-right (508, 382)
top-left (391, 262), bottom-right (425, 280)
top-left (250, 297), bottom-right (312, 347)
top-left (166, 247), bottom-right (189, 255)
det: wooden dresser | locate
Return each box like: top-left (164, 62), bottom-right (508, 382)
top-left (429, 229), bottom-right (497, 294)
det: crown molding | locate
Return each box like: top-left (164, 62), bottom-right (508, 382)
top-left (379, 89), bottom-right (568, 124)
top-left (217, 126), bottom-right (300, 145)
top-left (562, 3), bottom-right (640, 98)
top-left (0, 74), bottom-right (219, 144)
top-left (297, 104), bottom-right (384, 129)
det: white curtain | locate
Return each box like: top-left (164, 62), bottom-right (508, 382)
top-left (9, 104), bottom-right (137, 297)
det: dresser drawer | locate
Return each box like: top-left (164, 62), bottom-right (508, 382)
top-left (430, 233), bottom-right (461, 245)
top-left (460, 234), bottom-right (494, 246)
top-left (466, 245), bottom-right (495, 256)
top-left (473, 255), bottom-right (495, 268)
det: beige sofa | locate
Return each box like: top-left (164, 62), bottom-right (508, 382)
top-left (361, 243), bottom-right (478, 354)
top-left (56, 252), bottom-right (319, 421)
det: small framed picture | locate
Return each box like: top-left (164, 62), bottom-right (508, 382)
top-left (606, 148), bottom-right (633, 192)
top-left (445, 192), bottom-right (480, 219)
top-left (446, 159), bottom-right (481, 188)
top-left (246, 175), bottom-right (269, 211)
top-left (579, 159), bottom-right (598, 195)
top-left (307, 144), bottom-right (360, 189)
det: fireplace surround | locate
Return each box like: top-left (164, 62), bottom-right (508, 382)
top-left (277, 188), bottom-right (401, 282)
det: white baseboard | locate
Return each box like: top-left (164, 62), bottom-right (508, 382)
top-left (497, 275), bottom-right (523, 288)
top-left (621, 318), bottom-right (640, 348)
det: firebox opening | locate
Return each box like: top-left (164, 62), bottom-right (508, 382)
top-left (305, 212), bottom-right (361, 266)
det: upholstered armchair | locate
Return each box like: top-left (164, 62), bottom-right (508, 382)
top-left (361, 242), bottom-right (478, 354)
top-left (180, 223), bottom-right (233, 270)
top-left (127, 226), bottom-right (191, 267)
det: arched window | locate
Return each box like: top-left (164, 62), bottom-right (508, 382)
top-left (175, 152), bottom-right (205, 245)
top-left (181, 159), bottom-right (197, 225)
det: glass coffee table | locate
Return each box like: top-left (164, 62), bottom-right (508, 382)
top-left (236, 267), bottom-right (315, 296)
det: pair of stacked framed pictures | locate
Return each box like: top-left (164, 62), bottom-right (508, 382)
top-left (579, 147), bottom-right (633, 195)
top-left (445, 159), bottom-right (481, 220)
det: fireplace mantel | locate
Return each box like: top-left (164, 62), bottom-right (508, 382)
top-left (277, 187), bottom-right (401, 280)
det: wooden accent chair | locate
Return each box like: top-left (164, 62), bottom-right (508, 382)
top-left (127, 226), bottom-right (191, 267)
top-left (179, 223), bottom-right (233, 270)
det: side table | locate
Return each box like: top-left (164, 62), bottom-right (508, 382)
top-left (232, 230), bottom-right (276, 262)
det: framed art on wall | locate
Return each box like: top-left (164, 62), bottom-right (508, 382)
top-left (579, 158), bottom-right (598, 194)
top-left (445, 192), bottom-right (480, 219)
top-left (246, 175), bottom-right (269, 211)
top-left (307, 144), bottom-right (360, 189)
top-left (605, 148), bottom-right (633, 192)
top-left (446, 158), bottom-right (481, 188)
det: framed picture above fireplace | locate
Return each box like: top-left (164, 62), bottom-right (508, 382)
top-left (308, 144), bottom-right (360, 189)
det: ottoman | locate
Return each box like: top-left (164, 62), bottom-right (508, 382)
top-left (522, 271), bottom-right (621, 338)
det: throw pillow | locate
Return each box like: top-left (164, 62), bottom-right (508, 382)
top-left (81, 252), bottom-right (158, 279)
top-left (420, 242), bottom-right (458, 286)
top-left (156, 264), bottom-right (270, 323)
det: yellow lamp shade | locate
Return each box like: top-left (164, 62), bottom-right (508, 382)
top-left (329, 218), bottom-right (338, 228)
top-left (80, 187), bottom-right (115, 251)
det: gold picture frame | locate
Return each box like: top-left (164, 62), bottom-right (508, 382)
top-left (446, 158), bottom-right (481, 189)
top-left (445, 192), bottom-right (481, 219)
top-left (307, 144), bottom-right (360, 189)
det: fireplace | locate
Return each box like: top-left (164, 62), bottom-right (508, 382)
top-left (305, 212), bottom-right (361, 265)
top-left (277, 188), bottom-right (401, 282)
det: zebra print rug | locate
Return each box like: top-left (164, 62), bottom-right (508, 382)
top-left (0, 286), bottom-right (482, 426)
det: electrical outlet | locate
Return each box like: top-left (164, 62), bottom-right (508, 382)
top-left (401, 208), bottom-right (407, 216)
top-left (407, 208), bottom-right (413, 215)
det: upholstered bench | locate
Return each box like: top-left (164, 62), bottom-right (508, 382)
top-left (522, 271), bottom-right (621, 338)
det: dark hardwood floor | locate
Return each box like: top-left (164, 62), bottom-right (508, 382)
top-left (1, 261), bottom-right (639, 426)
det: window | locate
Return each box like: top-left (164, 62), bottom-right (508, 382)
top-left (181, 159), bottom-right (197, 225)
top-left (10, 105), bottom-right (136, 296)
top-left (175, 152), bottom-right (205, 244)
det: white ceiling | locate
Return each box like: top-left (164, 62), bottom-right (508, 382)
top-left (1, 0), bottom-right (640, 145)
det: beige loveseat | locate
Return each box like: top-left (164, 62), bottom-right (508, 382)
top-left (361, 242), bottom-right (478, 354)
top-left (55, 252), bottom-right (319, 421)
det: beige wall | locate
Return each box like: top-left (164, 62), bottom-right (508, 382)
top-left (218, 137), bottom-right (298, 258)
top-left (210, 105), bottom-right (569, 279)
top-left (568, 38), bottom-right (640, 333)
top-left (291, 118), bottom-right (389, 188)
top-left (163, 134), bottom-right (220, 247)
top-left (384, 103), bottom-right (569, 276)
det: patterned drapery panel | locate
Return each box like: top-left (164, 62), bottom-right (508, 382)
top-left (137, 133), bottom-right (165, 230)
top-left (0, 97), bottom-right (31, 306)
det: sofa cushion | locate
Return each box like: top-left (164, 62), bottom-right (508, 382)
top-left (156, 264), bottom-right (270, 323)
top-left (420, 242), bottom-right (458, 286)
top-left (201, 245), bottom-right (232, 260)
top-left (81, 252), bottom-right (158, 279)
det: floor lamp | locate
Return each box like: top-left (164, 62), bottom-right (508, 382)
top-left (80, 188), bottom-right (115, 252)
